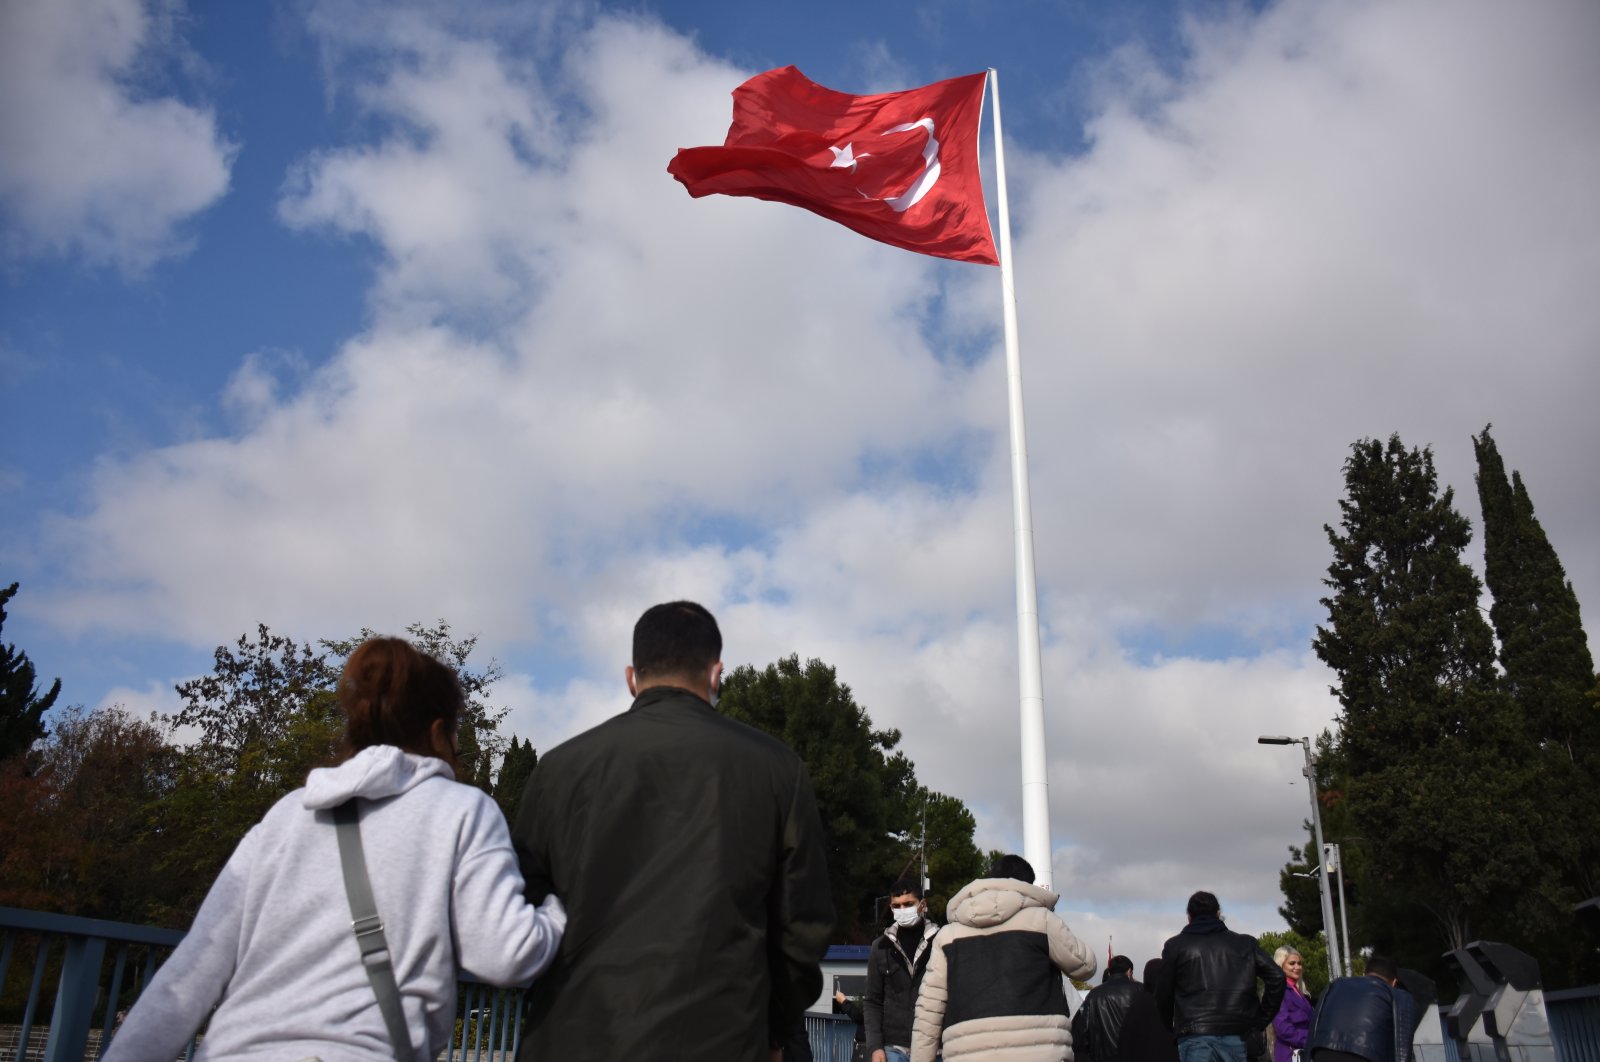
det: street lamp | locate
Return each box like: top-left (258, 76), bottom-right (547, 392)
top-left (1259, 735), bottom-right (1341, 982)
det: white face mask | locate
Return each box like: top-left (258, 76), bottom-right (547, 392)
top-left (891, 905), bottom-right (922, 928)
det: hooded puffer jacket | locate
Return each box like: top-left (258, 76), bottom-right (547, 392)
top-left (911, 878), bottom-right (1098, 1062)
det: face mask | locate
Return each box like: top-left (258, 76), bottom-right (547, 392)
top-left (891, 905), bottom-right (922, 928)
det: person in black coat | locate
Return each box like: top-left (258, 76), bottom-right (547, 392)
top-left (512, 601), bottom-right (835, 1062)
top-left (1119, 960), bottom-right (1180, 1062)
top-left (865, 878), bottom-right (941, 1062)
top-left (1155, 892), bottom-right (1285, 1062)
top-left (1073, 955), bottom-right (1142, 1062)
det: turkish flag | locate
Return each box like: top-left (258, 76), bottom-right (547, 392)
top-left (668, 67), bottom-right (997, 265)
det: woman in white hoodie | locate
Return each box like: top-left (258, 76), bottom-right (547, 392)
top-left (105, 637), bottom-right (567, 1061)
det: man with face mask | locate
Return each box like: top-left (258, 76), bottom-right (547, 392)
top-left (867, 878), bottom-right (942, 1062)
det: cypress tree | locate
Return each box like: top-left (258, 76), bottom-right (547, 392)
top-left (1474, 426), bottom-right (1600, 921)
top-left (1313, 436), bottom-right (1548, 971)
top-left (1473, 426), bottom-right (1597, 761)
top-left (1, 582), bottom-right (61, 762)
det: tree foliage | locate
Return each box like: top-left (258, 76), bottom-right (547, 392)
top-left (1296, 433), bottom-right (1600, 990)
top-left (0, 704), bottom-right (177, 922)
top-left (1473, 426), bottom-right (1600, 961)
top-left (1, 581), bottom-right (61, 761)
top-left (718, 654), bottom-right (988, 940)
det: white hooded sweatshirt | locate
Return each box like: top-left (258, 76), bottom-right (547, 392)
top-left (104, 746), bottom-right (566, 1061)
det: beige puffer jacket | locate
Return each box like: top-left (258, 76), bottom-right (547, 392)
top-left (910, 878), bottom-right (1098, 1062)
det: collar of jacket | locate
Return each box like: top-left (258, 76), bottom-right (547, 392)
top-left (630, 685), bottom-right (714, 712)
top-left (881, 918), bottom-right (939, 971)
top-left (1182, 916), bottom-right (1227, 935)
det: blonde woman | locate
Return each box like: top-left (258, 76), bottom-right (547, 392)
top-left (1271, 947), bottom-right (1314, 1062)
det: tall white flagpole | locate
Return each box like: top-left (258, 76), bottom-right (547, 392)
top-left (986, 68), bottom-right (1054, 890)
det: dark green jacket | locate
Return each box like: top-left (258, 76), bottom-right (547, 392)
top-left (512, 685), bottom-right (835, 1061)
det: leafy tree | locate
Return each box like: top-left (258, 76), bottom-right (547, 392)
top-left (882, 787), bottom-right (988, 919)
top-left (159, 620), bottom-right (509, 920)
top-left (0, 704), bottom-right (178, 922)
top-left (720, 655), bottom-right (904, 941)
top-left (718, 654), bottom-right (989, 941)
top-left (1312, 435), bottom-right (1555, 982)
top-left (0, 582), bottom-right (61, 761)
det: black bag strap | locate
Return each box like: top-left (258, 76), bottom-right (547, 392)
top-left (333, 799), bottom-right (414, 1060)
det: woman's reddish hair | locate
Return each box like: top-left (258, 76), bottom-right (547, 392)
top-left (339, 637), bottom-right (464, 763)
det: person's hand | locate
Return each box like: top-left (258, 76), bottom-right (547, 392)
top-left (834, 990), bottom-right (848, 1004)
top-left (873, 1051), bottom-right (887, 1062)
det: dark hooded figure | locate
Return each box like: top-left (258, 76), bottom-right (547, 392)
top-left (1117, 959), bottom-right (1180, 1062)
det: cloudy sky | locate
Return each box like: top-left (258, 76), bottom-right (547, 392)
top-left (3, 0), bottom-right (1597, 967)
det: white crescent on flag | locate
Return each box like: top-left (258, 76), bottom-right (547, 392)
top-left (827, 118), bottom-right (941, 213)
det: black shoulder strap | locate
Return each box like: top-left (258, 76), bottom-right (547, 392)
top-left (333, 799), bottom-right (415, 1060)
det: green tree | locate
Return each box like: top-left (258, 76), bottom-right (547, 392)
top-left (159, 620), bottom-right (506, 921)
top-left (0, 582), bottom-right (61, 761)
top-left (718, 654), bottom-right (990, 942)
top-left (882, 787), bottom-right (988, 919)
top-left (494, 736), bottom-right (539, 821)
top-left (0, 704), bottom-right (178, 922)
top-left (1472, 428), bottom-right (1600, 978)
top-left (719, 655), bottom-right (904, 941)
top-left (1474, 427), bottom-right (1597, 753)
top-left (1312, 435), bottom-right (1554, 982)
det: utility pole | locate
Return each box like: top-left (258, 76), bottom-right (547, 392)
top-left (1259, 735), bottom-right (1342, 982)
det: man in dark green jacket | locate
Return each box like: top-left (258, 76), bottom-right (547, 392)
top-left (512, 601), bottom-right (835, 1061)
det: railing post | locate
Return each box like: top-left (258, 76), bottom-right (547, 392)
top-left (44, 934), bottom-right (106, 1062)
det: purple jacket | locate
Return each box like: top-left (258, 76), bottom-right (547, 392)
top-left (1273, 983), bottom-right (1315, 1062)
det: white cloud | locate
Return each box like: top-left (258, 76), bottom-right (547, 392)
top-left (27, 0), bottom-right (1600, 940)
top-left (0, 0), bottom-right (235, 270)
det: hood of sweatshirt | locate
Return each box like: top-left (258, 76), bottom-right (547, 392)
top-left (946, 877), bottom-right (1060, 928)
top-left (301, 744), bottom-right (456, 809)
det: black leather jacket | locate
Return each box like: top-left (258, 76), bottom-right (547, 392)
top-left (1309, 976), bottom-right (1418, 1062)
top-left (1073, 977), bottom-right (1142, 1062)
top-left (1155, 919), bottom-right (1285, 1037)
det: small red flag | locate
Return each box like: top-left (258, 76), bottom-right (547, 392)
top-left (668, 66), bottom-right (997, 265)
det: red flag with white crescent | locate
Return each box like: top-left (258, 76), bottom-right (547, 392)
top-left (668, 66), bottom-right (997, 265)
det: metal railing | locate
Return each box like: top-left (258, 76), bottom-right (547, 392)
top-left (0, 906), bottom-right (532, 1062)
top-left (0, 906), bottom-right (189, 1062)
top-left (1549, 986), bottom-right (1600, 1062)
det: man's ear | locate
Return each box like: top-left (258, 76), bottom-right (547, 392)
top-left (710, 661), bottom-right (724, 693)
top-left (626, 665), bottom-right (639, 697)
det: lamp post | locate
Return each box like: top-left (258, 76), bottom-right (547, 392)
top-left (1259, 735), bottom-right (1341, 982)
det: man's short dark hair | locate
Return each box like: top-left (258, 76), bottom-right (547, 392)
top-left (889, 878), bottom-right (923, 900)
top-left (1186, 891), bottom-right (1220, 919)
top-left (1365, 954), bottom-right (1399, 981)
top-left (990, 854), bottom-right (1034, 884)
top-left (633, 601), bottom-right (721, 680)
top-left (1108, 955), bottom-right (1135, 979)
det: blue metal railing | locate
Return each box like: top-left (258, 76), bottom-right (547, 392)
top-left (0, 906), bottom-right (189, 1062)
top-left (1549, 986), bottom-right (1600, 1062)
top-left (0, 907), bottom-right (529, 1062)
